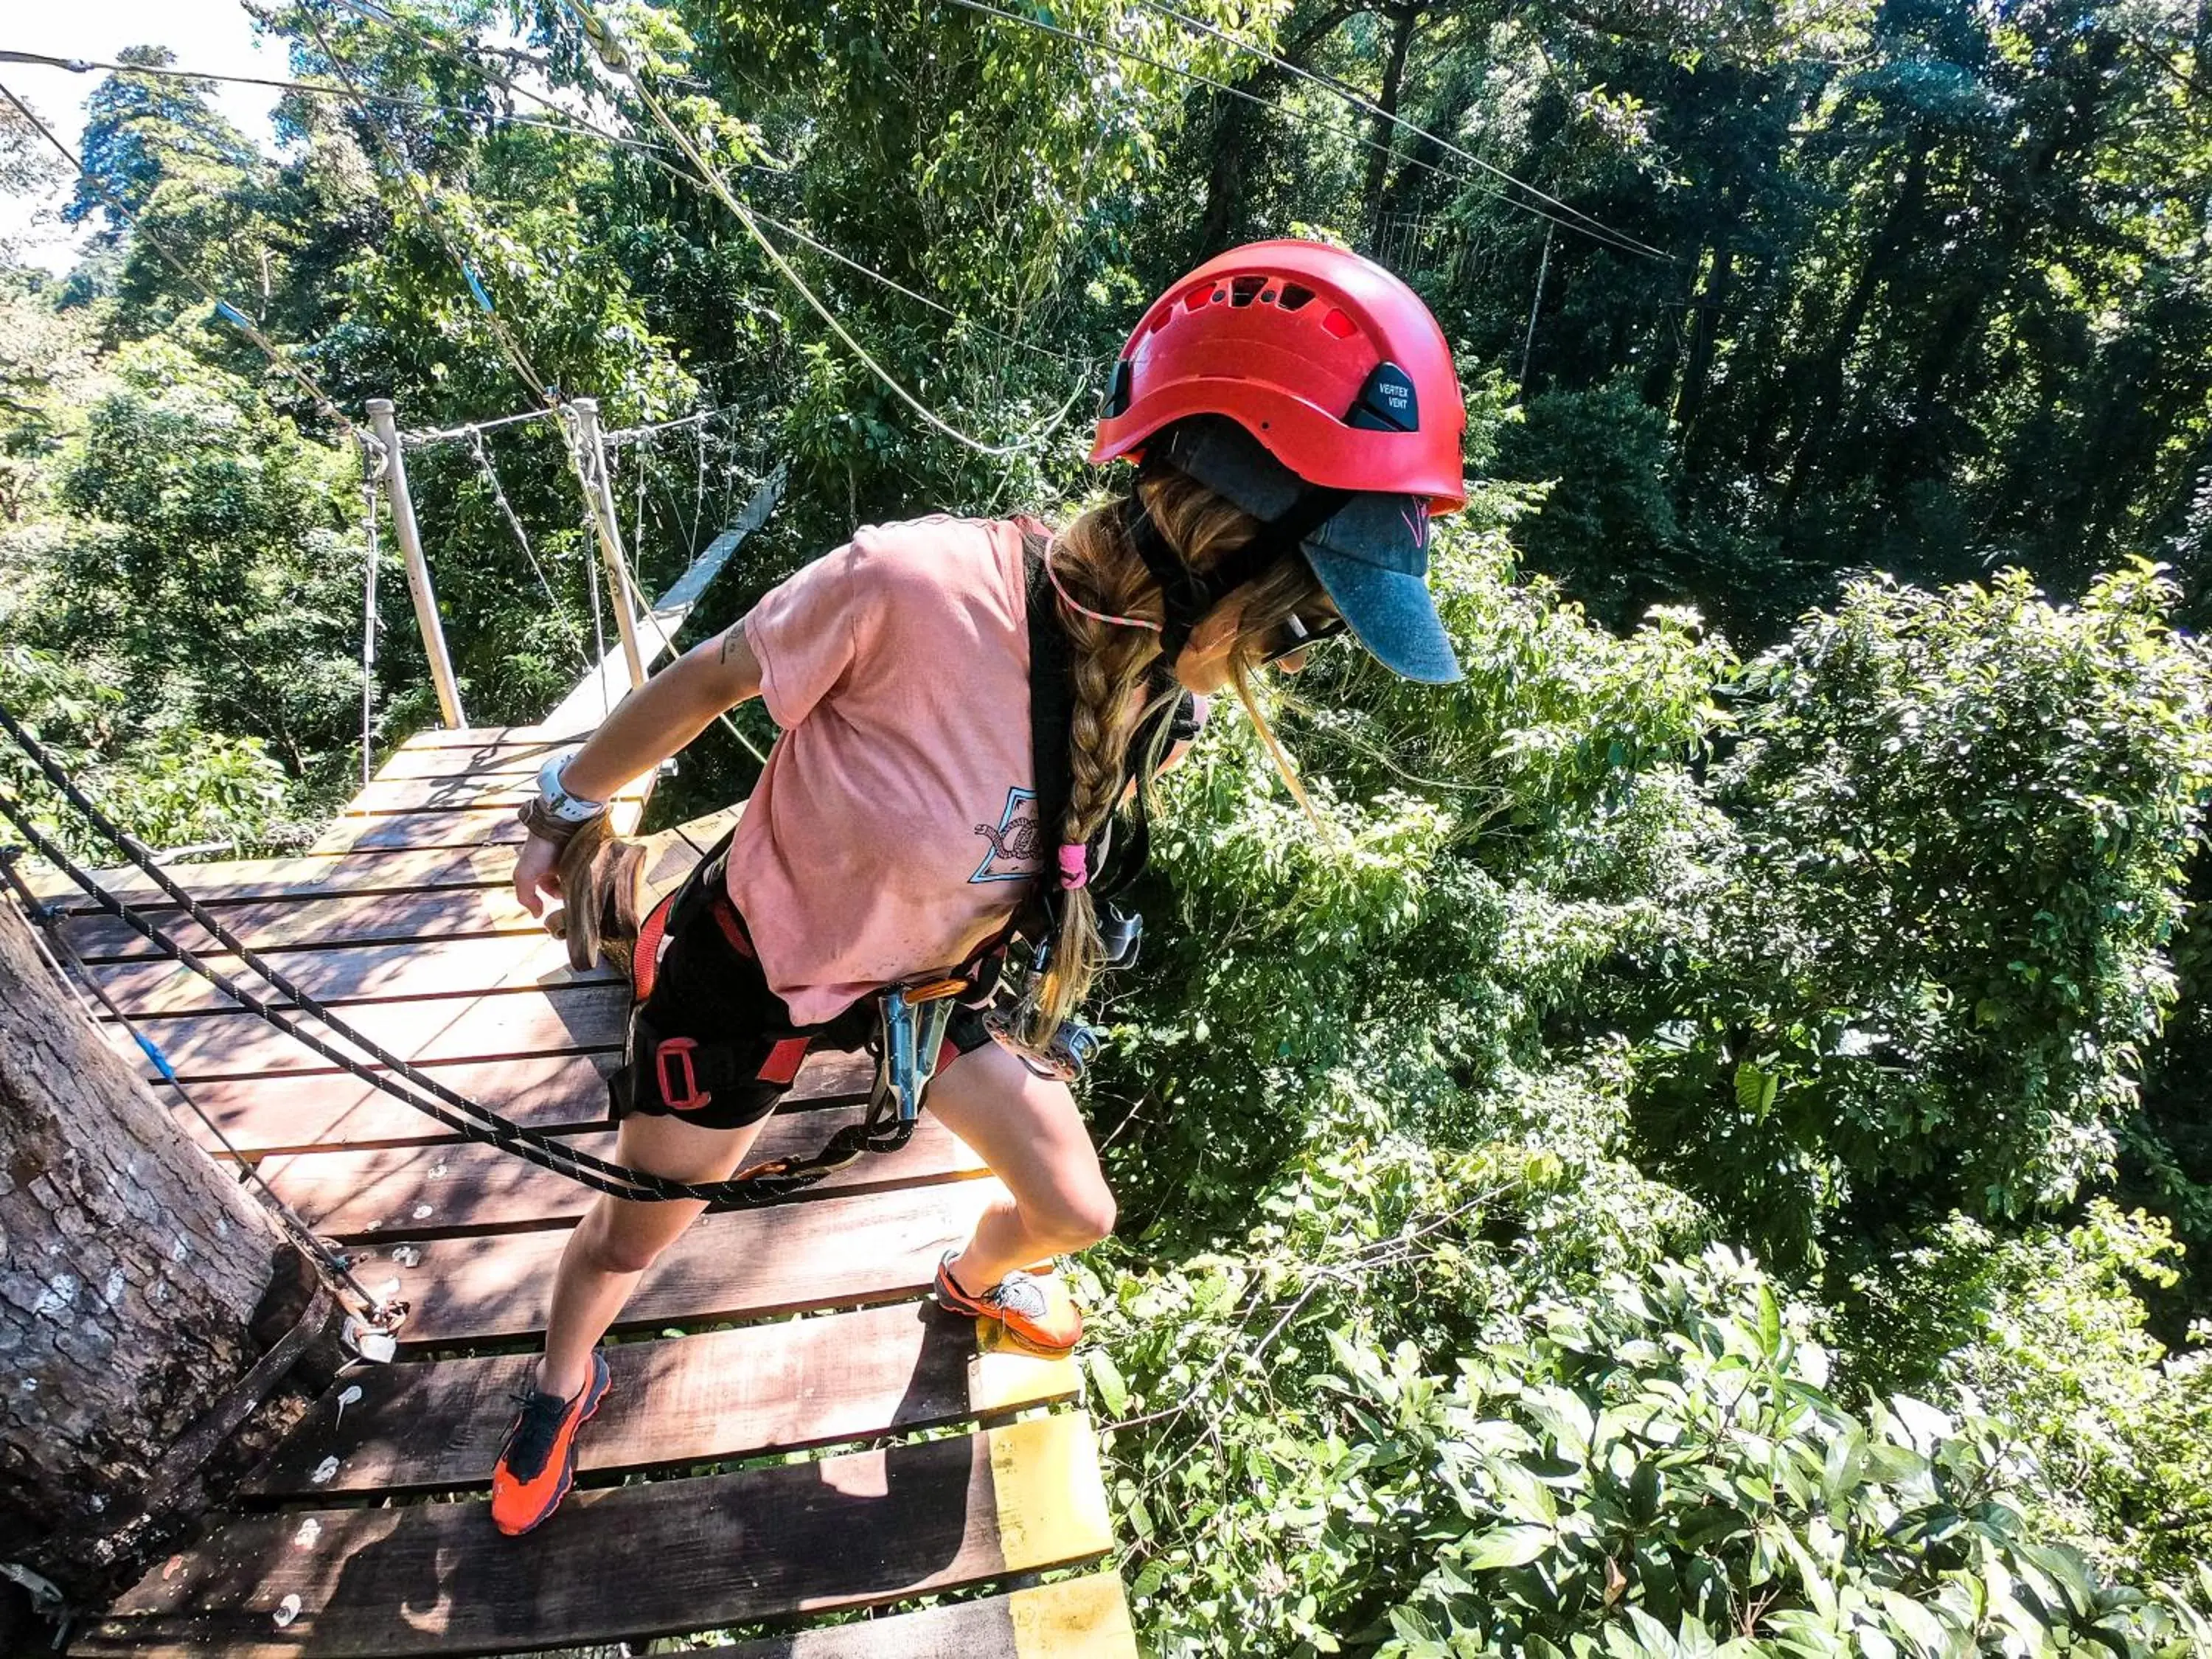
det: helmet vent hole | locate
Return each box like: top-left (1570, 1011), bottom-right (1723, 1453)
top-left (1320, 307), bottom-right (1358, 339)
top-left (1229, 275), bottom-right (1266, 307)
top-left (1278, 283), bottom-right (1316, 312)
top-left (1183, 286), bottom-right (1211, 312)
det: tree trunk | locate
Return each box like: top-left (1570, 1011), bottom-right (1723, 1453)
top-left (1360, 3), bottom-right (1423, 248)
top-left (0, 894), bottom-right (319, 1619)
top-left (1194, 1), bottom-right (1360, 257)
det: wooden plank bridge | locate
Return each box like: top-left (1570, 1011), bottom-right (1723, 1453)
top-left (45, 724), bottom-right (1135, 1657)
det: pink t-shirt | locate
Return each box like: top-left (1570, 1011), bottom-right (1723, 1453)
top-left (728, 515), bottom-right (1043, 1023)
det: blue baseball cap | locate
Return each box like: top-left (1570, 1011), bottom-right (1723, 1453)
top-left (1152, 417), bottom-right (1463, 684)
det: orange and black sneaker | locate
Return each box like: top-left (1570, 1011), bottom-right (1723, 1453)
top-left (490, 1352), bottom-right (611, 1536)
top-left (934, 1249), bottom-right (1082, 1354)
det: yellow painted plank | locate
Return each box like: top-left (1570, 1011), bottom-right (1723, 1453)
top-left (990, 1411), bottom-right (1116, 1571)
top-left (970, 1309), bottom-right (1084, 1414)
top-left (1012, 1573), bottom-right (1139, 1658)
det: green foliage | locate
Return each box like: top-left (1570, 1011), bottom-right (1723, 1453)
top-left (1101, 495), bottom-right (1732, 1235)
top-left (25, 338), bottom-right (374, 801)
top-left (10, 7), bottom-right (2212, 1655)
top-left (0, 646), bottom-right (290, 862)
top-left (1368, 1248), bottom-right (2210, 1659)
top-left (1841, 1202), bottom-right (2212, 1590)
top-left (1492, 380), bottom-right (1683, 630)
top-left (1629, 564), bottom-right (2212, 1264)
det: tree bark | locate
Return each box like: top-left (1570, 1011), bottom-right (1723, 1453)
top-left (1360, 3), bottom-right (1424, 248)
top-left (0, 894), bottom-right (315, 1615)
top-left (1194, 1), bottom-right (1361, 257)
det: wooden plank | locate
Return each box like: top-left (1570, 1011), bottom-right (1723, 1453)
top-left (258, 1110), bottom-right (984, 1239)
top-left (243, 1298), bottom-right (1077, 1497)
top-left (60, 884), bottom-right (541, 963)
top-left (76, 1413), bottom-right (1112, 1658)
top-left (307, 795), bottom-right (647, 853)
top-left (21, 845), bottom-right (517, 911)
top-left (386, 1178), bottom-right (1004, 1346)
top-left (30, 807), bottom-right (735, 917)
top-left (116, 982), bottom-right (631, 1081)
top-left (344, 775), bottom-right (650, 815)
top-left (165, 1049), bottom-right (876, 1157)
top-left (166, 1054), bottom-right (623, 1155)
top-left (88, 933), bottom-right (619, 1017)
top-left (374, 746), bottom-right (571, 781)
top-left (398, 723), bottom-right (596, 750)
top-left (309, 807), bottom-right (532, 854)
top-left (689, 1576), bottom-right (1136, 1659)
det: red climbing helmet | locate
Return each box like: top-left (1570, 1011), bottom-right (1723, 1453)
top-left (1091, 238), bottom-right (1467, 512)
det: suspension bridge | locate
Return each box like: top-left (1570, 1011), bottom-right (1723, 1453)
top-left (16, 394), bottom-right (1136, 1656)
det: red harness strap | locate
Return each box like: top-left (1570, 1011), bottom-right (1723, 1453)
top-left (632, 888), bottom-right (678, 1003)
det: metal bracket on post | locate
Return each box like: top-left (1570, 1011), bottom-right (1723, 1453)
top-left (566, 397), bottom-right (647, 693)
top-left (365, 399), bottom-right (467, 729)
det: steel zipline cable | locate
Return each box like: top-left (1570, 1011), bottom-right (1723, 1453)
top-left (1132, 0), bottom-right (1677, 263)
top-left (0, 46), bottom-right (679, 155)
top-left (309, 0), bottom-right (1095, 448)
top-left (0, 78), bottom-right (383, 459)
top-left (937, 0), bottom-right (1672, 264)
top-left (0, 707), bottom-right (912, 1209)
top-left (319, 0), bottom-right (1091, 372)
top-left (552, 0), bottom-right (1088, 460)
top-left (303, 7), bottom-right (561, 409)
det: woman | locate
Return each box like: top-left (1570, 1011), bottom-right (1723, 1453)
top-left (488, 239), bottom-right (1470, 1536)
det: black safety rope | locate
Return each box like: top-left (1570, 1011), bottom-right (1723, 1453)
top-left (0, 706), bottom-right (911, 1207)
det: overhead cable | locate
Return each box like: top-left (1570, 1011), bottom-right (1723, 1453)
top-left (302, 6), bottom-right (560, 408)
top-left (324, 0), bottom-right (1081, 370)
top-left (557, 0), bottom-right (1085, 459)
top-left (938, 0), bottom-right (1455, 195)
top-left (0, 46), bottom-right (676, 153)
top-left (401, 405), bottom-right (559, 446)
top-left (945, 0), bottom-right (1668, 263)
top-left (1135, 0), bottom-right (1675, 262)
top-left (0, 77), bottom-right (380, 455)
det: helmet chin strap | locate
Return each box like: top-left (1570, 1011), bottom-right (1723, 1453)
top-left (1122, 476), bottom-right (1352, 664)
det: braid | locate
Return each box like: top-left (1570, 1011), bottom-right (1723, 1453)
top-left (1020, 467), bottom-right (1329, 1043)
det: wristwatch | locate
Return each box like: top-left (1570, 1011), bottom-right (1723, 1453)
top-left (516, 751), bottom-right (608, 843)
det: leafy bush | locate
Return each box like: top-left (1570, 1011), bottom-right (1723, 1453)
top-left (1841, 1202), bottom-right (2212, 1588)
top-left (0, 645), bottom-right (290, 860)
top-left (27, 337), bottom-right (372, 800)
top-left (1100, 1239), bottom-right (2212, 1657)
top-left (1492, 379), bottom-right (1683, 632)
top-left (1368, 1248), bottom-right (2211, 1659)
top-left (1100, 506), bottom-right (1735, 1234)
top-left (1628, 564), bottom-right (2212, 1264)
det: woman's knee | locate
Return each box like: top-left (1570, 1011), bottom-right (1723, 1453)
top-left (1028, 1176), bottom-right (1116, 1252)
top-left (572, 1194), bottom-right (702, 1276)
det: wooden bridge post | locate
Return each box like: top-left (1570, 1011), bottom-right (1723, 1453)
top-left (366, 399), bottom-right (467, 728)
top-left (567, 397), bottom-right (648, 692)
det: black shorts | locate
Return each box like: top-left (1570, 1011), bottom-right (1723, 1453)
top-left (609, 853), bottom-right (992, 1133)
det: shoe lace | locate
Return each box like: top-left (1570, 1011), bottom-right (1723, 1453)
top-left (978, 1270), bottom-right (1048, 1321)
top-left (501, 1387), bottom-right (574, 1483)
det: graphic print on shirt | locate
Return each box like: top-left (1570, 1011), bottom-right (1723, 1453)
top-left (970, 786), bottom-right (1044, 883)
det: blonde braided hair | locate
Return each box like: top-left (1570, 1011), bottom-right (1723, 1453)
top-left (1020, 467), bottom-right (1329, 1043)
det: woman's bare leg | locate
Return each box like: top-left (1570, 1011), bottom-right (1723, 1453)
top-left (923, 1040), bottom-right (1116, 1293)
top-left (535, 1110), bottom-right (766, 1397)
